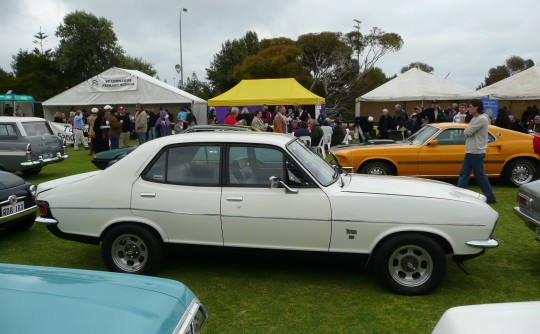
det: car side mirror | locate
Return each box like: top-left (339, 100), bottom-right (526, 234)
top-left (427, 140), bottom-right (439, 146)
top-left (268, 176), bottom-right (298, 194)
top-left (269, 176), bottom-right (280, 189)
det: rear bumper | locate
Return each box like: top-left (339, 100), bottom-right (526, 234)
top-left (21, 153), bottom-right (68, 168)
top-left (513, 206), bottom-right (540, 232)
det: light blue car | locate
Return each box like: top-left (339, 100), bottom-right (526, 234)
top-left (0, 263), bottom-right (207, 333)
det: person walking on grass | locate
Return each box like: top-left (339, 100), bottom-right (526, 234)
top-left (457, 99), bottom-right (496, 203)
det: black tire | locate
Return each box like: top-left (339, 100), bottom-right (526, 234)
top-left (5, 215), bottom-right (35, 232)
top-left (101, 224), bottom-right (162, 275)
top-left (22, 167), bottom-right (42, 176)
top-left (502, 158), bottom-right (537, 187)
top-left (373, 234), bottom-right (446, 295)
top-left (359, 161), bottom-right (394, 175)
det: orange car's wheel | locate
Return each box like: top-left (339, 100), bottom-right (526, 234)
top-left (502, 158), bottom-right (536, 187)
top-left (359, 161), bottom-right (395, 176)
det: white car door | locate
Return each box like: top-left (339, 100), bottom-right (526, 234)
top-left (131, 144), bottom-right (223, 246)
top-left (221, 144), bottom-right (332, 251)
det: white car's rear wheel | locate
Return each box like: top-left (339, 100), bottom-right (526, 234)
top-left (102, 225), bottom-right (162, 275)
top-left (374, 234), bottom-right (446, 295)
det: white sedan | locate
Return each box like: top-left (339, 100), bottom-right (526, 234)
top-left (35, 132), bottom-right (499, 295)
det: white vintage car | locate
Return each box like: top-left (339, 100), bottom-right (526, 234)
top-left (35, 132), bottom-right (499, 295)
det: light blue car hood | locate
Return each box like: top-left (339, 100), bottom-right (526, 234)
top-left (0, 264), bottom-right (197, 334)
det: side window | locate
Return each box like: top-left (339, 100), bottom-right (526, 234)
top-left (228, 146), bottom-right (284, 186)
top-left (435, 129), bottom-right (465, 145)
top-left (143, 145), bottom-right (221, 186)
top-left (285, 159), bottom-right (313, 187)
top-left (0, 124), bottom-right (17, 139)
top-left (488, 133), bottom-right (496, 143)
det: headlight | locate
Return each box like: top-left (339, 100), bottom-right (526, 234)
top-left (29, 184), bottom-right (37, 198)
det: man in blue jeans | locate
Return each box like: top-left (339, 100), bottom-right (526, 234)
top-left (457, 99), bottom-right (496, 203)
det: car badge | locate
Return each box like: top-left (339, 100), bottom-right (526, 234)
top-left (8, 195), bottom-right (17, 206)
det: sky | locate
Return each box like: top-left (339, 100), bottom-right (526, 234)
top-left (1, 0), bottom-right (539, 92)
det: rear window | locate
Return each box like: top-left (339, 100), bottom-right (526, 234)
top-left (22, 122), bottom-right (53, 136)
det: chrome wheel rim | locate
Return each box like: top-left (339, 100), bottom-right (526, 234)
top-left (512, 164), bottom-right (533, 185)
top-left (388, 245), bottom-right (433, 287)
top-left (368, 167), bottom-right (387, 175)
top-left (110, 233), bottom-right (148, 272)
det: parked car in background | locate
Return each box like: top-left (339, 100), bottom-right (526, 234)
top-left (0, 263), bottom-right (208, 334)
top-left (514, 179), bottom-right (540, 241)
top-left (331, 123), bottom-right (538, 186)
top-left (91, 124), bottom-right (258, 169)
top-left (36, 132), bottom-right (498, 295)
top-left (0, 116), bottom-right (67, 175)
top-left (0, 170), bottom-right (36, 231)
top-left (432, 301), bottom-right (540, 333)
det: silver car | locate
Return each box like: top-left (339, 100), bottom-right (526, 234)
top-left (514, 179), bottom-right (540, 241)
top-left (0, 116), bottom-right (67, 175)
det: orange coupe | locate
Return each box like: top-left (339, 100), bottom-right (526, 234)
top-left (330, 123), bottom-right (538, 186)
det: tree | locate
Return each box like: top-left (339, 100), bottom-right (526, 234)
top-left (183, 72), bottom-right (215, 100)
top-left (233, 44), bottom-right (312, 86)
top-left (206, 31), bottom-right (260, 93)
top-left (55, 10), bottom-right (124, 87)
top-left (479, 55), bottom-right (535, 88)
top-left (297, 32), bottom-right (354, 98)
top-left (10, 48), bottom-right (63, 101)
top-left (116, 55), bottom-right (157, 77)
top-left (33, 27), bottom-right (52, 56)
top-left (344, 25), bottom-right (403, 79)
top-left (400, 62), bottom-right (434, 74)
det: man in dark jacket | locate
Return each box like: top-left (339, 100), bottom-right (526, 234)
top-left (417, 100), bottom-right (445, 124)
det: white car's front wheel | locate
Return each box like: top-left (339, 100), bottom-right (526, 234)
top-left (102, 224), bottom-right (162, 275)
top-left (374, 234), bottom-right (446, 295)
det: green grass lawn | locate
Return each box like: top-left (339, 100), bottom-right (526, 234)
top-left (2, 145), bottom-right (540, 333)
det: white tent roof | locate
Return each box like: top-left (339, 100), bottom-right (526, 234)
top-left (43, 67), bottom-right (206, 106)
top-left (474, 66), bottom-right (540, 100)
top-left (356, 68), bottom-right (476, 102)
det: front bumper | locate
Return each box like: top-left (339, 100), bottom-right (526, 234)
top-left (21, 153), bottom-right (68, 168)
top-left (465, 238), bottom-right (499, 248)
top-left (513, 206), bottom-right (540, 233)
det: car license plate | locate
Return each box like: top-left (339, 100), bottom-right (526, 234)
top-left (536, 226), bottom-right (540, 242)
top-left (1, 202), bottom-right (24, 217)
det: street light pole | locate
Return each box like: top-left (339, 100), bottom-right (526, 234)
top-left (353, 19), bottom-right (361, 68)
top-left (179, 7), bottom-right (188, 88)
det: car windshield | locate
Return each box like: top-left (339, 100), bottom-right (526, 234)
top-left (407, 125), bottom-right (439, 145)
top-left (287, 139), bottom-right (337, 186)
top-left (22, 122), bottom-right (53, 136)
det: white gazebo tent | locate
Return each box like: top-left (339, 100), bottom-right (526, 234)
top-left (43, 67), bottom-right (208, 123)
top-left (475, 66), bottom-right (540, 100)
top-left (355, 68), bottom-right (476, 118)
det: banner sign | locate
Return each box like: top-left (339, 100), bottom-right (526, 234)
top-left (481, 96), bottom-right (499, 118)
top-left (87, 73), bottom-right (138, 92)
top-left (49, 122), bottom-right (89, 144)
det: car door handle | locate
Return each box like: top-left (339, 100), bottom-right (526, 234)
top-left (226, 196), bottom-right (243, 202)
top-left (140, 192), bottom-right (156, 198)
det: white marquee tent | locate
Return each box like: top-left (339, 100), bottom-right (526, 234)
top-left (355, 68), bottom-right (476, 117)
top-left (43, 67), bottom-right (207, 123)
top-left (475, 66), bottom-right (540, 100)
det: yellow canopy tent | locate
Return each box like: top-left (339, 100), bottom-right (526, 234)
top-left (208, 78), bottom-right (325, 106)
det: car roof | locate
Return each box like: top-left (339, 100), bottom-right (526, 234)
top-left (144, 131), bottom-right (295, 147)
top-left (0, 116), bottom-right (47, 123)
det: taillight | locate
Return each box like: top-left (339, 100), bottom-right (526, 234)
top-left (517, 192), bottom-right (532, 209)
top-left (25, 143), bottom-right (32, 154)
top-left (38, 206), bottom-right (48, 216)
top-left (62, 138), bottom-right (67, 148)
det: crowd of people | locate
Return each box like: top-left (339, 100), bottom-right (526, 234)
top-left (356, 100), bottom-right (540, 141)
top-left (53, 104), bottom-right (198, 157)
top-left (212, 103), bottom-right (351, 148)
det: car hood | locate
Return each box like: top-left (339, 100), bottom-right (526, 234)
top-left (36, 171), bottom-right (100, 194)
top-left (0, 264), bottom-right (196, 334)
top-left (341, 173), bottom-right (485, 203)
top-left (0, 171), bottom-right (25, 189)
